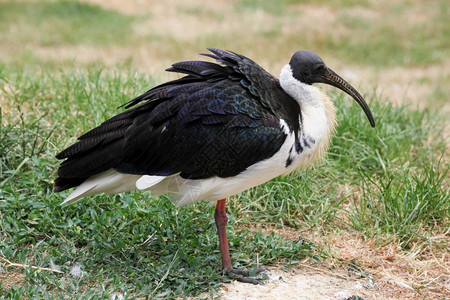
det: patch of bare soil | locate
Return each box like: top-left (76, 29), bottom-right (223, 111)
top-left (214, 267), bottom-right (421, 300)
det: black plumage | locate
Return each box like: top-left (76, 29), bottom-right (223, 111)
top-left (55, 48), bottom-right (301, 192)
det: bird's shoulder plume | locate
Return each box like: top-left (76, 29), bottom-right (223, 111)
top-left (119, 49), bottom-right (299, 132)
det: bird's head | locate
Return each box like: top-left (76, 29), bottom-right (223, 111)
top-left (288, 50), bottom-right (375, 127)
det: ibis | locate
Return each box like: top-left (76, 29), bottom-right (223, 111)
top-left (55, 48), bottom-right (375, 284)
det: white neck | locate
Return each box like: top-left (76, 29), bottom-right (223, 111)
top-left (279, 64), bottom-right (337, 164)
top-left (279, 64), bottom-right (322, 107)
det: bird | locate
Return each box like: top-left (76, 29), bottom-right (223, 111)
top-left (55, 48), bottom-right (375, 284)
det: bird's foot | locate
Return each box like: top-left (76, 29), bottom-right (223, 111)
top-left (225, 268), bottom-right (268, 285)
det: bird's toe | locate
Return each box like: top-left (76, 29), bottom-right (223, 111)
top-left (225, 268), bottom-right (268, 285)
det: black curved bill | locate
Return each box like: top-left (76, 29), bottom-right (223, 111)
top-left (318, 68), bottom-right (375, 127)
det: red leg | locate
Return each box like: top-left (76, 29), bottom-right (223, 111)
top-left (214, 199), bottom-right (267, 284)
top-left (214, 199), bottom-right (233, 272)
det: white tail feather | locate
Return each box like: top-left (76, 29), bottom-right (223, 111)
top-left (61, 169), bottom-right (141, 205)
top-left (136, 175), bottom-right (166, 190)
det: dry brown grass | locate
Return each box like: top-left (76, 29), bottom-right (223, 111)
top-left (0, 82), bottom-right (16, 116)
top-left (73, 0), bottom-right (449, 113)
top-left (237, 223), bottom-right (450, 299)
top-left (326, 231), bottom-right (450, 298)
top-left (0, 270), bottom-right (26, 290)
top-left (3, 0), bottom-right (448, 116)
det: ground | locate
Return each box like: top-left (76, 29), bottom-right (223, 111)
top-left (212, 268), bottom-right (418, 300)
top-left (0, 0), bottom-right (448, 299)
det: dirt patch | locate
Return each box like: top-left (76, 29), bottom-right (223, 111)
top-left (213, 267), bottom-right (422, 300)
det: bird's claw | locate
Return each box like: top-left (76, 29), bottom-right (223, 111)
top-left (225, 268), bottom-right (268, 285)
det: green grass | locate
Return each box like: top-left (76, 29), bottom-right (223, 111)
top-left (1, 66), bottom-right (448, 298)
top-left (0, 1), bottom-right (136, 47)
